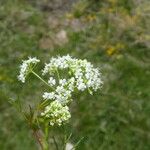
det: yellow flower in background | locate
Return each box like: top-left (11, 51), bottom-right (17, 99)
top-left (86, 14), bottom-right (96, 22)
top-left (106, 47), bottom-right (116, 56)
top-left (106, 43), bottom-right (125, 56)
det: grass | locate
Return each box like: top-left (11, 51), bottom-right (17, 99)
top-left (0, 0), bottom-right (150, 150)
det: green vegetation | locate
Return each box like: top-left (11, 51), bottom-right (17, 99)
top-left (0, 0), bottom-right (150, 149)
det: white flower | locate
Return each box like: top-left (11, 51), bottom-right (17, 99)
top-left (48, 77), bottom-right (56, 86)
top-left (74, 69), bottom-right (83, 78)
top-left (76, 77), bottom-right (86, 91)
top-left (43, 92), bottom-right (55, 100)
top-left (55, 85), bottom-right (72, 104)
top-left (42, 55), bottom-right (73, 75)
top-left (43, 83), bottom-right (73, 104)
top-left (18, 57), bottom-right (40, 83)
top-left (67, 77), bottom-right (75, 91)
top-left (41, 101), bottom-right (71, 126)
top-left (56, 86), bottom-right (65, 94)
top-left (59, 79), bottom-right (67, 86)
top-left (42, 63), bottom-right (54, 75)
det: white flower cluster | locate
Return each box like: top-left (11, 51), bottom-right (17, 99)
top-left (70, 59), bottom-right (102, 91)
top-left (41, 101), bottom-right (71, 126)
top-left (42, 55), bottom-right (102, 92)
top-left (18, 57), bottom-right (40, 83)
top-left (18, 55), bottom-right (102, 126)
top-left (42, 55), bottom-right (72, 75)
top-left (41, 55), bottom-right (102, 126)
top-left (43, 92), bottom-right (55, 100)
top-left (43, 77), bottom-right (75, 104)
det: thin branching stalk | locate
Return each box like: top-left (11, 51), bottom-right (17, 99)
top-left (31, 71), bottom-right (54, 90)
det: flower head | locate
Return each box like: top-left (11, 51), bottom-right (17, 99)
top-left (42, 55), bottom-right (73, 75)
top-left (48, 77), bottom-right (56, 86)
top-left (43, 92), bottom-right (55, 100)
top-left (41, 101), bottom-right (71, 126)
top-left (18, 57), bottom-right (40, 83)
top-left (42, 55), bottom-right (103, 93)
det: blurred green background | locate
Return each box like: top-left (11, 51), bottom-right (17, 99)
top-left (0, 0), bottom-right (150, 149)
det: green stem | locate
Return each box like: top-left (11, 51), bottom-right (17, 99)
top-left (62, 125), bottom-right (66, 150)
top-left (45, 123), bottom-right (49, 143)
top-left (42, 138), bottom-right (49, 150)
top-left (38, 123), bottom-right (49, 150)
top-left (31, 71), bottom-right (54, 90)
top-left (56, 69), bottom-right (60, 80)
top-left (53, 136), bottom-right (59, 150)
